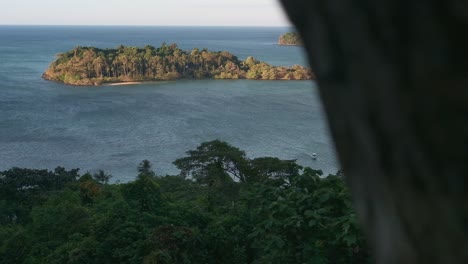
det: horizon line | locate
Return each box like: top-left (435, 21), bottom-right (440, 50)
top-left (0, 24), bottom-right (292, 28)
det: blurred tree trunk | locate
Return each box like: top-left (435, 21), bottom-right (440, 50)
top-left (279, 0), bottom-right (468, 263)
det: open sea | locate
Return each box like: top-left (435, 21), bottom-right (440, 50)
top-left (0, 26), bottom-right (338, 181)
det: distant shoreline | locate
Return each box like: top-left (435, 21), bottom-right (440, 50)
top-left (105, 82), bottom-right (143, 86)
top-left (278, 43), bottom-right (301, 46)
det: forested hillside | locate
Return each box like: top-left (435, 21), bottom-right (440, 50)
top-left (0, 140), bottom-right (369, 264)
top-left (43, 44), bottom-right (313, 86)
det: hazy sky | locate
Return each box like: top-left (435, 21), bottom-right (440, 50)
top-left (0, 0), bottom-right (290, 26)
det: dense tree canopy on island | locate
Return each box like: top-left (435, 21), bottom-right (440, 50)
top-left (43, 43), bottom-right (314, 86)
top-left (278, 32), bottom-right (303, 46)
top-left (0, 140), bottom-right (369, 263)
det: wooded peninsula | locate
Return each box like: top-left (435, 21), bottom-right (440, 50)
top-left (278, 32), bottom-right (303, 46)
top-left (43, 44), bottom-right (314, 86)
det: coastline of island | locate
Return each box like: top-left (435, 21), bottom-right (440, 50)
top-left (43, 43), bottom-right (314, 86)
top-left (278, 32), bottom-right (303, 46)
top-left (105, 82), bottom-right (143, 86)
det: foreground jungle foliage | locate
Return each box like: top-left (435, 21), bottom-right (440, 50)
top-left (278, 32), bottom-right (303, 46)
top-left (0, 140), bottom-right (369, 264)
top-left (43, 44), bottom-right (314, 85)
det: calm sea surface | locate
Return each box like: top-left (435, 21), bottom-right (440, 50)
top-left (0, 26), bottom-right (338, 181)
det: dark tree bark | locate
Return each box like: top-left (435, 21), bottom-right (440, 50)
top-left (279, 0), bottom-right (468, 263)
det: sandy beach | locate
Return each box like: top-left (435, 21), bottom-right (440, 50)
top-left (105, 82), bottom-right (143, 86)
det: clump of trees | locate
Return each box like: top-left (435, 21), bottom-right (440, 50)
top-left (0, 140), bottom-right (369, 263)
top-left (43, 44), bottom-right (314, 86)
top-left (278, 32), bottom-right (303, 46)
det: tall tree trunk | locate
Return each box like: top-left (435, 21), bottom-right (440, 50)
top-left (279, 0), bottom-right (468, 263)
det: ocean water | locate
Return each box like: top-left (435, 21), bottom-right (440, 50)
top-left (0, 26), bottom-right (338, 181)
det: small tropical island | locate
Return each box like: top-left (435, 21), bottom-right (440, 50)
top-left (278, 32), bottom-right (303, 46)
top-left (43, 43), bottom-right (314, 86)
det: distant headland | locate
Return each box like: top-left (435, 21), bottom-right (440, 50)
top-left (42, 44), bottom-right (314, 86)
top-left (278, 32), bottom-right (303, 46)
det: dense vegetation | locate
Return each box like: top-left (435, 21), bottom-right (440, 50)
top-left (43, 44), bottom-right (314, 86)
top-left (278, 32), bottom-right (303, 46)
top-left (0, 140), bottom-right (369, 263)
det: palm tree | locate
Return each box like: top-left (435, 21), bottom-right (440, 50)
top-left (138, 160), bottom-right (155, 177)
top-left (93, 170), bottom-right (112, 184)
